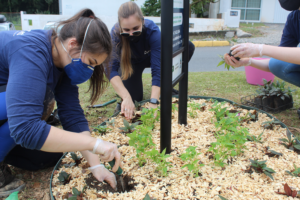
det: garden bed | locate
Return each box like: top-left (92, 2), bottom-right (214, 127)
top-left (51, 97), bottom-right (300, 200)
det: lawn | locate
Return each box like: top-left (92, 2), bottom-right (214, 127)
top-left (239, 22), bottom-right (266, 37)
top-left (7, 71), bottom-right (300, 200)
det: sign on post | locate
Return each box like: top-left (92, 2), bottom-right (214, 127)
top-left (160, 0), bottom-right (189, 153)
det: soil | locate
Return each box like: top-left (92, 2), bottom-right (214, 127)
top-left (85, 173), bottom-right (136, 194)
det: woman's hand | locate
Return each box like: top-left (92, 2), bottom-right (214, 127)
top-left (94, 139), bottom-right (121, 172)
top-left (224, 53), bottom-right (252, 68)
top-left (89, 164), bottom-right (117, 190)
top-left (231, 43), bottom-right (264, 58)
top-left (121, 97), bottom-right (135, 119)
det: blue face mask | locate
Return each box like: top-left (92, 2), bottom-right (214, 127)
top-left (61, 19), bottom-right (95, 85)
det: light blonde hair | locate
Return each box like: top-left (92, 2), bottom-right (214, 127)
top-left (117, 1), bottom-right (144, 80)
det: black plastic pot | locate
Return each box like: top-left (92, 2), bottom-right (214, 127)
top-left (49, 96), bottom-right (296, 200)
top-left (254, 96), bottom-right (263, 110)
top-left (262, 96), bottom-right (275, 112)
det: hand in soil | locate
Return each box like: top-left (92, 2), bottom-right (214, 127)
top-left (95, 140), bottom-right (122, 171)
top-left (89, 164), bottom-right (118, 191)
top-left (121, 97), bottom-right (135, 120)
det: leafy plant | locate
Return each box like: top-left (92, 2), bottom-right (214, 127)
top-left (188, 110), bottom-right (197, 118)
top-left (58, 171), bottom-right (71, 184)
top-left (249, 159), bottom-right (276, 180)
top-left (94, 125), bottom-right (110, 135)
top-left (279, 130), bottom-right (300, 151)
top-left (70, 152), bottom-right (82, 166)
top-left (67, 186), bottom-right (86, 200)
top-left (172, 103), bottom-right (178, 113)
top-left (106, 119), bottom-right (115, 127)
top-left (128, 125), bottom-right (155, 166)
top-left (217, 55), bottom-right (233, 71)
top-left (286, 164), bottom-right (300, 177)
top-left (146, 148), bottom-right (172, 177)
top-left (261, 119), bottom-right (281, 130)
top-left (140, 108), bottom-right (160, 128)
top-left (275, 183), bottom-right (298, 198)
top-left (247, 131), bottom-right (264, 143)
top-left (143, 193), bottom-right (156, 200)
top-left (180, 146), bottom-right (204, 177)
top-left (119, 119), bottom-right (139, 133)
top-left (210, 101), bottom-right (228, 122)
top-left (256, 79), bottom-right (274, 99)
top-left (218, 195), bottom-right (228, 200)
top-left (264, 147), bottom-right (282, 157)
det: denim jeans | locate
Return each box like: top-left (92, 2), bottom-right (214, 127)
top-left (269, 58), bottom-right (300, 88)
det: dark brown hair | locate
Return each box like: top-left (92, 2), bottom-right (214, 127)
top-left (116, 1), bottom-right (144, 80)
top-left (52, 9), bottom-right (112, 104)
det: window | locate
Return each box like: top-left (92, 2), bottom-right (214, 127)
top-left (231, 0), bottom-right (261, 21)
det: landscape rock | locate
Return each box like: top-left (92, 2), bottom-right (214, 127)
top-left (236, 29), bottom-right (252, 38)
top-left (225, 31), bottom-right (235, 38)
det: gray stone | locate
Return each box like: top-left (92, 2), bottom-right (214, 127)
top-left (225, 31), bottom-right (235, 38)
top-left (236, 29), bottom-right (252, 38)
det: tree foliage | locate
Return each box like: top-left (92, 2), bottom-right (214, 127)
top-left (191, 0), bottom-right (219, 17)
top-left (141, 0), bottom-right (161, 17)
top-left (0, 0), bottom-right (59, 14)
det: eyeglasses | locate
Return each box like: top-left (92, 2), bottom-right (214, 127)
top-left (120, 31), bottom-right (142, 37)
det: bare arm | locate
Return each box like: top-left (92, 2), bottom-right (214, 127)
top-left (262, 45), bottom-right (300, 65)
top-left (40, 126), bottom-right (96, 152)
top-left (149, 86), bottom-right (160, 109)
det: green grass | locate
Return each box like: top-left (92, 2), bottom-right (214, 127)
top-left (78, 71), bottom-right (300, 134)
top-left (14, 25), bottom-right (22, 30)
top-left (239, 22), bottom-right (266, 37)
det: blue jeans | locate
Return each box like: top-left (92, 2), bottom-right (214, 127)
top-left (269, 58), bottom-right (300, 87)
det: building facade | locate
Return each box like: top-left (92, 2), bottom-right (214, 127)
top-left (220, 0), bottom-right (291, 23)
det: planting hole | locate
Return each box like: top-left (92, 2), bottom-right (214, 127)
top-left (85, 173), bottom-right (137, 193)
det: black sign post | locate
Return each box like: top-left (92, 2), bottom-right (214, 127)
top-left (160, 0), bottom-right (189, 153)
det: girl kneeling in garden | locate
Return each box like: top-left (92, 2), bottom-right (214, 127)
top-left (0, 9), bottom-right (121, 197)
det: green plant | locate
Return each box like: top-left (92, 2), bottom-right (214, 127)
top-left (249, 159), bottom-right (276, 180)
top-left (146, 148), bottom-right (172, 177)
top-left (256, 79), bottom-right (274, 99)
top-left (58, 171), bottom-right (71, 184)
top-left (247, 131), bottom-right (264, 143)
top-left (128, 125), bottom-right (155, 166)
top-left (67, 186), bottom-right (86, 200)
top-left (94, 125), bottom-right (110, 135)
top-left (172, 103), bottom-right (178, 113)
top-left (70, 152), bottom-right (81, 166)
top-left (106, 119), bottom-right (115, 127)
top-left (218, 195), bottom-right (228, 200)
top-left (180, 146), bottom-right (204, 177)
top-left (119, 119), bottom-right (139, 133)
top-left (279, 130), bottom-right (300, 151)
top-left (217, 55), bottom-right (233, 70)
top-left (286, 164), bottom-right (300, 177)
top-left (140, 108), bottom-right (160, 128)
top-left (262, 119), bottom-right (281, 130)
top-left (264, 147), bottom-right (282, 157)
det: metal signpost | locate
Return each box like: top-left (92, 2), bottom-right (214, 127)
top-left (160, 0), bottom-right (189, 153)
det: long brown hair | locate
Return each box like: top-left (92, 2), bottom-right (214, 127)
top-left (117, 2), bottom-right (144, 80)
top-left (52, 9), bottom-right (112, 104)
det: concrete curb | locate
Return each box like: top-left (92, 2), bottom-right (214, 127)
top-left (192, 40), bottom-right (230, 47)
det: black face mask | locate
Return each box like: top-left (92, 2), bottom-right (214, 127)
top-left (129, 34), bottom-right (142, 43)
top-left (279, 0), bottom-right (300, 11)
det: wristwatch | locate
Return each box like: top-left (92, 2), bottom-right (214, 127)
top-left (149, 98), bottom-right (159, 105)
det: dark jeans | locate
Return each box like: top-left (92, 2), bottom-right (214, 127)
top-left (0, 85), bottom-right (62, 171)
top-left (122, 41), bottom-right (195, 102)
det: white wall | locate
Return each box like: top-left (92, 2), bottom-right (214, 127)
top-left (219, 0), bottom-right (231, 14)
top-left (62, 0), bottom-right (146, 17)
top-left (21, 12), bottom-right (225, 33)
top-left (260, 0), bottom-right (276, 23)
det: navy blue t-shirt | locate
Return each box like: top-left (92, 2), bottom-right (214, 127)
top-left (280, 10), bottom-right (300, 47)
top-left (109, 19), bottom-right (161, 87)
top-left (0, 30), bottom-right (89, 150)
